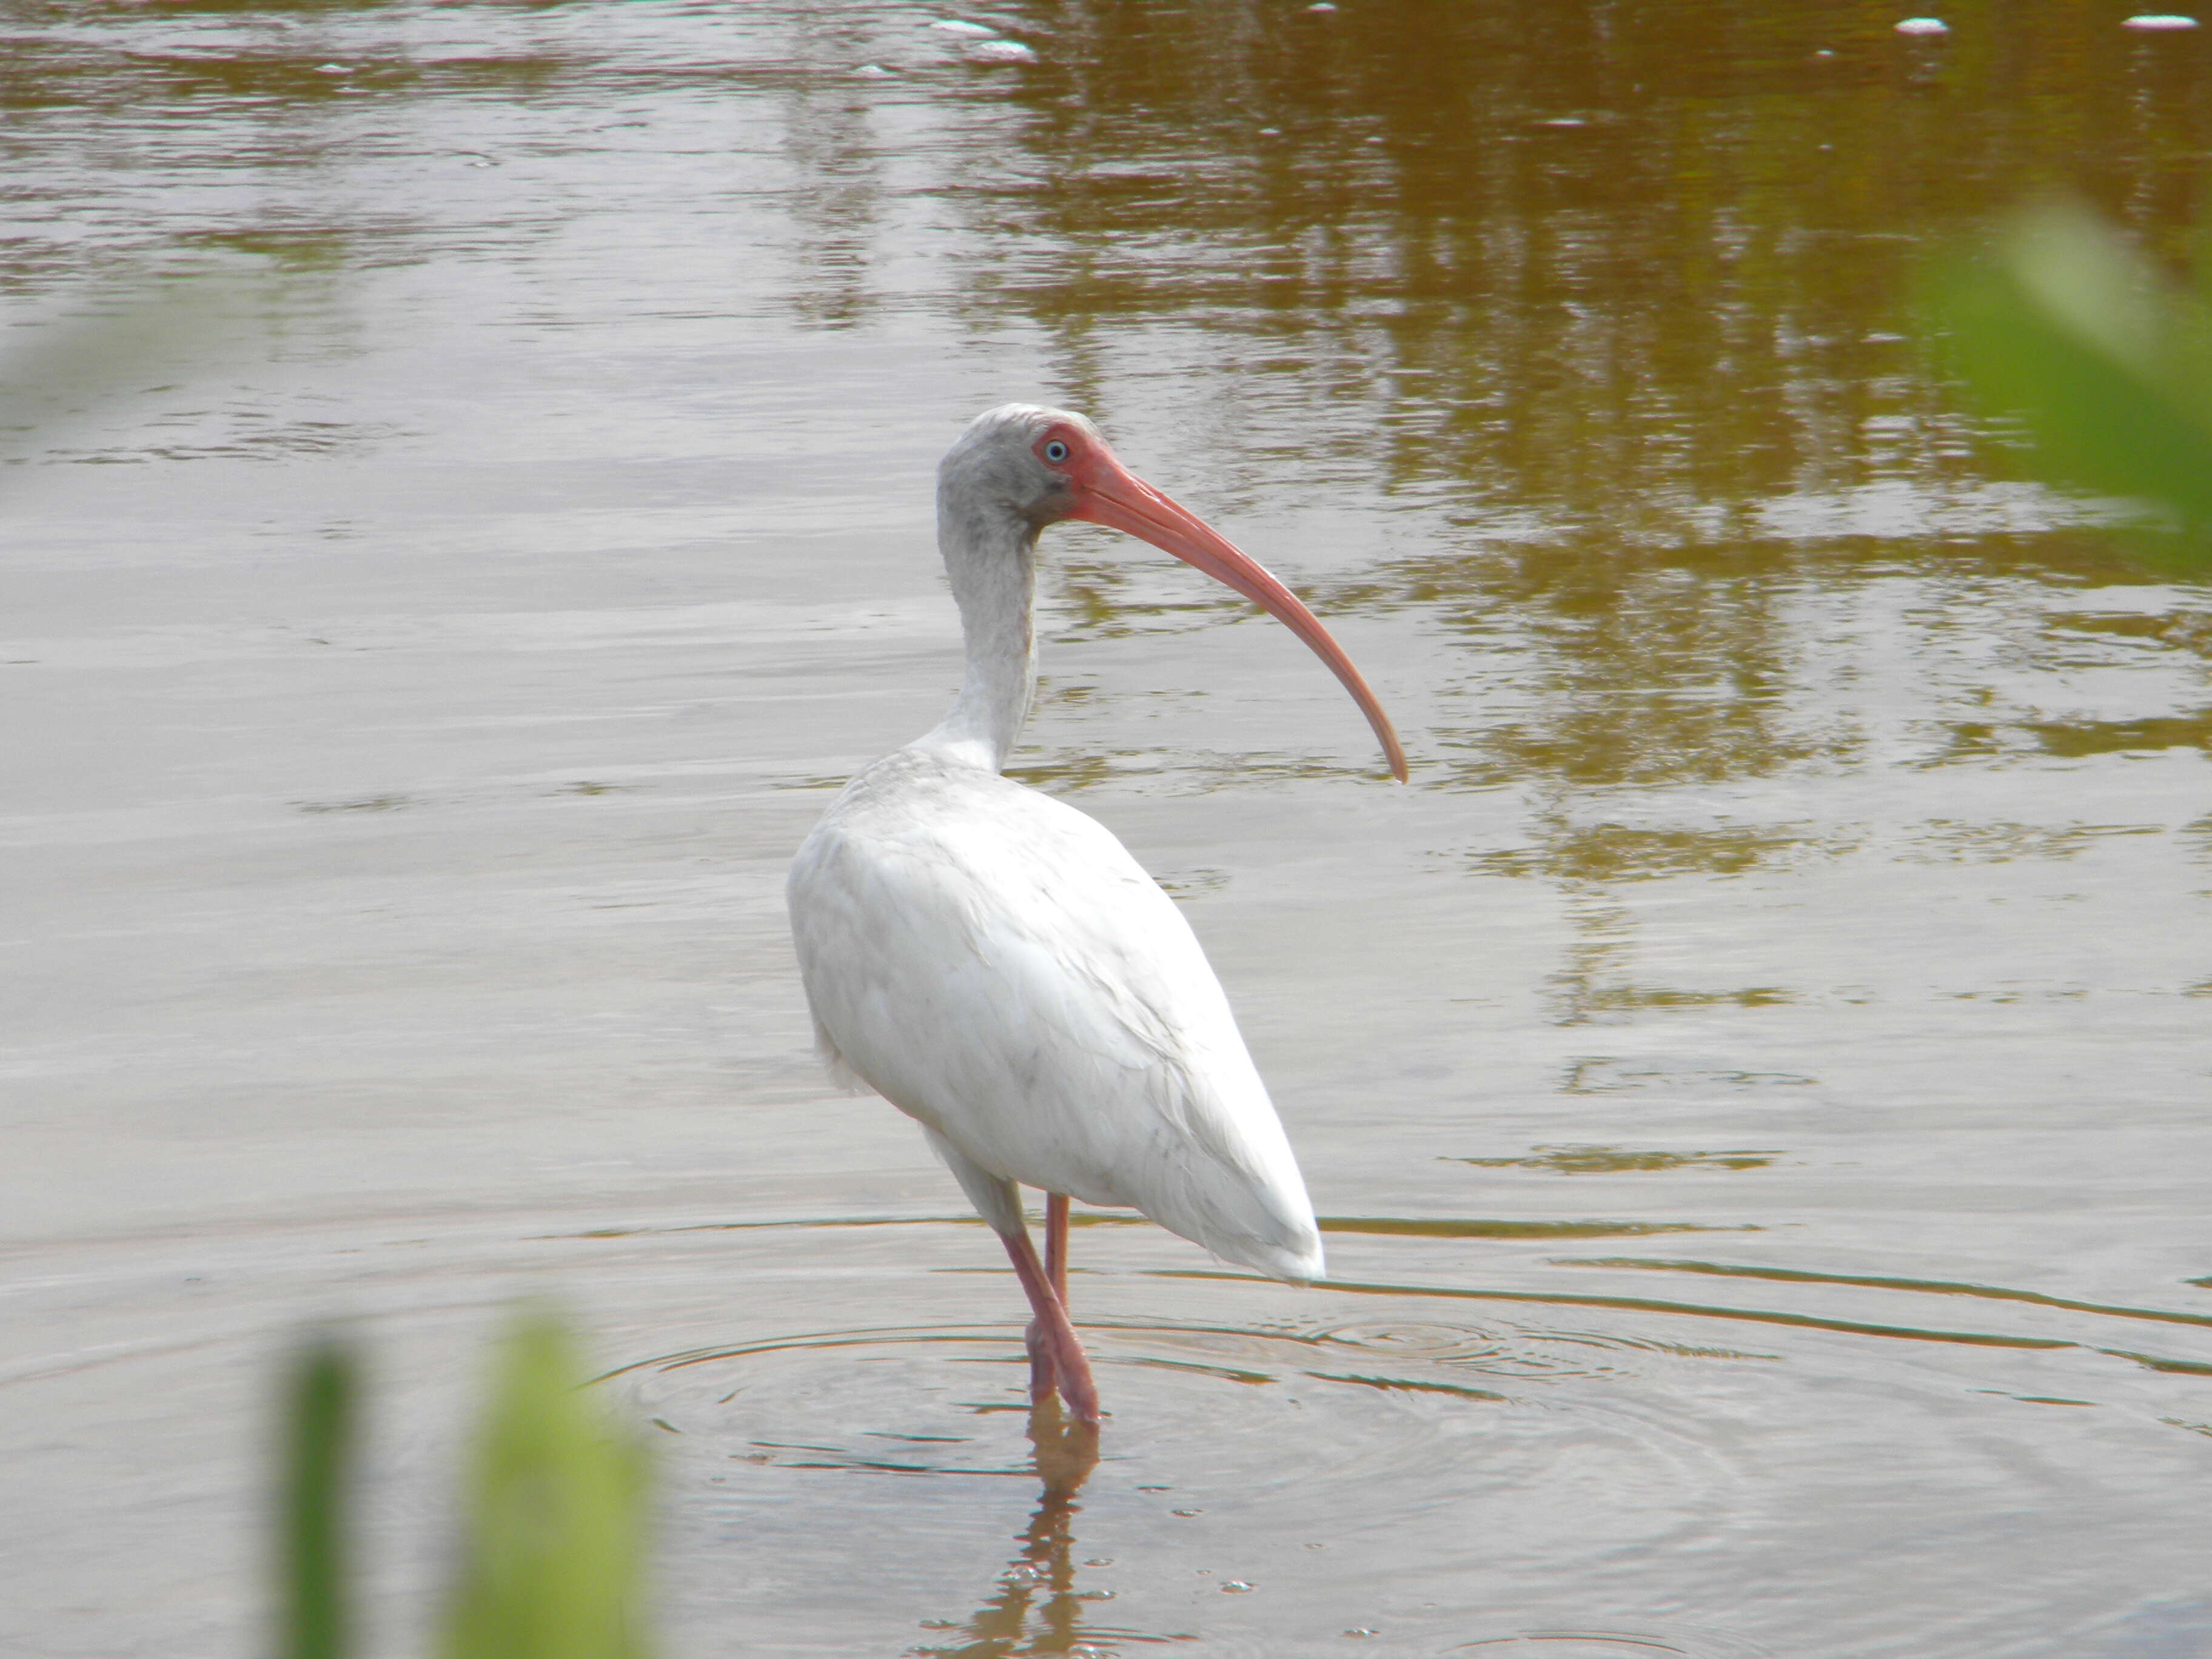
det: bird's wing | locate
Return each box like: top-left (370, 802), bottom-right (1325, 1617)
top-left (787, 757), bottom-right (1322, 1281)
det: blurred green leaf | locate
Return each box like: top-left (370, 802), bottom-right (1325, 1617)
top-left (278, 1335), bottom-right (360, 1659)
top-left (1923, 202), bottom-right (2212, 566)
top-left (438, 1310), bottom-right (656, 1659)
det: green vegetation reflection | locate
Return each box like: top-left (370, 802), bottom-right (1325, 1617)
top-left (1446, 1145), bottom-right (1780, 1175)
top-left (1318, 1215), bottom-right (1748, 1240)
top-left (942, 0), bottom-right (2212, 794)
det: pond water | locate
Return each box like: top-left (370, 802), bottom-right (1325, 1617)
top-left (4, 2), bottom-right (2211, 1655)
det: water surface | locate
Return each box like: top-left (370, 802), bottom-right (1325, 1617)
top-left (4, 3), bottom-right (2210, 1656)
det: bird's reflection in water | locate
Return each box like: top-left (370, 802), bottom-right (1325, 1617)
top-left (917, 1401), bottom-right (1111, 1658)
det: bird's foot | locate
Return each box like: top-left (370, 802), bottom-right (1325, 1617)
top-left (1000, 1222), bottom-right (1101, 1425)
top-left (1042, 1319), bottom-right (1100, 1424)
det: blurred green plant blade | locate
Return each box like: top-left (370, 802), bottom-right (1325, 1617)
top-left (439, 1311), bottom-right (655, 1659)
top-left (1924, 202), bottom-right (2212, 561)
top-left (279, 1335), bottom-right (359, 1659)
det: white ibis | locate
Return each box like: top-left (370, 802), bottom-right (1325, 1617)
top-left (786, 404), bottom-right (1406, 1424)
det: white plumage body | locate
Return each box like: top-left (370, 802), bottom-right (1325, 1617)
top-left (788, 745), bottom-right (1324, 1282)
top-left (782, 403), bottom-right (1404, 1419)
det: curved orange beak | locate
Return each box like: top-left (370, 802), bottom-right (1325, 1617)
top-left (1064, 452), bottom-right (1408, 783)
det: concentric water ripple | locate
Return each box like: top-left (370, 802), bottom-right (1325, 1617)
top-left (602, 1289), bottom-right (1765, 1657)
top-left (566, 1213), bottom-right (2212, 1656)
top-left (7, 1198), bottom-right (2210, 1657)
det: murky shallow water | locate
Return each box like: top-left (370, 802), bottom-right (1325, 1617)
top-left (4, 2), bottom-right (2211, 1655)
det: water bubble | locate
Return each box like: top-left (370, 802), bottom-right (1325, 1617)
top-left (1222, 1580), bottom-right (1256, 1593)
top-left (2124, 13), bottom-right (2199, 25)
top-left (968, 39), bottom-right (1037, 64)
top-left (1344, 1630), bottom-right (1378, 1640)
top-left (1083, 1557), bottom-right (1114, 1567)
top-left (1172, 1507), bottom-right (1202, 1517)
top-left (1894, 16), bottom-right (1948, 33)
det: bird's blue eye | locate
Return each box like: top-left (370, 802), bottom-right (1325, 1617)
top-left (1044, 440), bottom-right (1070, 463)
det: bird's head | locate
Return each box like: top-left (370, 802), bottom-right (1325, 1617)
top-left (940, 402), bottom-right (1407, 782)
top-left (937, 402), bottom-right (1101, 528)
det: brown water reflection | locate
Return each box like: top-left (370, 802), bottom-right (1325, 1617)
top-left (951, 0), bottom-right (2212, 796)
top-left (916, 1404), bottom-right (1110, 1659)
top-left (1445, 1147), bottom-right (1782, 1175)
top-left (972, 0), bottom-right (2212, 511)
top-left (6, 2), bottom-right (2212, 1657)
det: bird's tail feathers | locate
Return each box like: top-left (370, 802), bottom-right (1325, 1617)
top-left (1213, 1229), bottom-right (1326, 1286)
top-left (1153, 1079), bottom-right (1325, 1285)
top-left (1149, 1147), bottom-right (1325, 1286)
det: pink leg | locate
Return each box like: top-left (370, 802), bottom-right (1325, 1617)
top-left (1024, 1311), bottom-right (1057, 1408)
top-left (1029, 1193), bottom-right (1074, 1410)
top-left (1027, 1193), bottom-right (1072, 1408)
top-left (1001, 1218), bottom-right (1099, 1425)
top-left (1045, 1193), bottom-right (1069, 1302)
